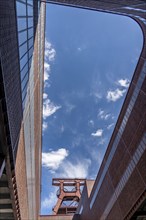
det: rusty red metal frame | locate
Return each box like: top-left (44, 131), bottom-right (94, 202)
top-left (52, 178), bottom-right (85, 215)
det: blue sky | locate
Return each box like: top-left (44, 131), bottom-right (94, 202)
top-left (41, 3), bottom-right (143, 214)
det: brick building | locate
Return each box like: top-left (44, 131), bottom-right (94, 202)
top-left (0, 1), bottom-right (45, 219)
top-left (0, 0), bottom-right (146, 220)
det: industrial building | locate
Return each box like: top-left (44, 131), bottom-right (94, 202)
top-left (0, 0), bottom-right (45, 219)
top-left (0, 0), bottom-right (146, 220)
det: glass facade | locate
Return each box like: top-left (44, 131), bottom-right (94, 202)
top-left (15, 1), bottom-right (45, 218)
top-left (15, 1), bottom-right (44, 218)
top-left (16, 0), bottom-right (34, 109)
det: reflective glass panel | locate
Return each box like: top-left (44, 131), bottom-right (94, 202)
top-left (29, 47), bottom-right (33, 58)
top-left (22, 73), bottom-right (29, 91)
top-left (29, 57), bottom-right (32, 68)
top-left (16, 2), bottom-right (26, 16)
top-left (22, 83), bottom-right (28, 101)
top-left (28, 28), bottom-right (33, 38)
top-left (28, 37), bottom-right (33, 49)
top-left (21, 63), bottom-right (29, 81)
top-left (17, 18), bottom-right (27, 31)
top-left (27, 0), bottom-right (33, 6)
top-left (22, 95), bottom-right (27, 109)
top-left (19, 0), bottom-right (26, 2)
top-left (28, 18), bottom-right (33, 28)
top-left (27, 5), bottom-right (33, 16)
top-left (20, 53), bottom-right (28, 70)
top-left (18, 30), bottom-right (27, 45)
top-left (19, 42), bottom-right (28, 59)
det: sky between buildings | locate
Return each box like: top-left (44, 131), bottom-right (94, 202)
top-left (41, 3), bottom-right (143, 214)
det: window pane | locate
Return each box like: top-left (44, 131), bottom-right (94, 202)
top-left (22, 73), bottom-right (29, 91)
top-left (20, 53), bottom-right (28, 70)
top-left (16, 2), bottom-right (26, 16)
top-left (27, 5), bottom-right (33, 16)
top-left (22, 83), bottom-right (28, 101)
top-left (18, 30), bottom-right (27, 45)
top-left (17, 17), bottom-right (27, 31)
top-left (28, 18), bottom-right (33, 28)
top-left (27, 0), bottom-right (33, 6)
top-left (29, 56), bottom-right (32, 68)
top-left (28, 28), bottom-right (33, 38)
top-left (22, 96), bottom-right (26, 109)
top-left (28, 37), bottom-right (33, 49)
top-left (19, 42), bottom-right (28, 59)
top-left (19, 0), bottom-right (27, 3)
top-left (29, 47), bottom-right (33, 58)
top-left (21, 63), bottom-right (28, 81)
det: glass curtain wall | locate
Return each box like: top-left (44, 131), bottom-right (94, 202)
top-left (16, 0), bottom-right (34, 109)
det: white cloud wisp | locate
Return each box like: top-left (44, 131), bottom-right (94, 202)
top-left (43, 93), bottom-right (48, 99)
top-left (42, 121), bottom-right (48, 131)
top-left (42, 148), bottom-right (69, 171)
top-left (44, 62), bottom-right (51, 84)
top-left (117, 78), bottom-right (130, 88)
top-left (107, 123), bottom-right (114, 130)
top-left (106, 88), bottom-right (126, 102)
top-left (45, 40), bottom-right (56, 62)
top-left (43, 99), bottom-right (61, 119)
top-left (98, 109), bottom-right (111, 120)
top-left (42, 39), bottom-right (58, 133)
top-left (91, 129), bottom-right (103, 137)
top-left (59, 159), bottom-right (91, 179)
top-left (44, 39), bottom-right (56, 87)
top-left (42, 192), bottom-right (57, 209)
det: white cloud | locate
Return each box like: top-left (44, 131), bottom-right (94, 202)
top-left (42, 121), bottom-right (48, 131)
top-left (60, 95), bottom-right (76, 114)
top-left (99, 137), bottom-right (106, 145)
top-left (60, 125), bottom-right (65, 133)
top-left (43, 99), bottom-right (61, 119)
top-left (107, 123), bottom-right (114, 130)
top-left (98, 109), bottom-right (111, 120)
top-left (43, 39), bottom-right (56, 87)
top-left (104, 114), bottom-right (110, 120)
top-left (65, 102), bottom-right (75, 113)
top-left (44, 62), bottom-right (50, 83)
top-left (91, 129), bottom-right (103, 137)
top-left (94, 92), bottom-right (102, 99)
top-left (42, 191), bottom-right (57, 209)
top-left (117, 79), bottom-right (130, 88)
top-left (43, 93), bottom-right (48, 99)
top-left (45, 39), bottom-right (56, 62)
top-left (106, 88), bottom-right (126, 102)
top-left (60, 159), bottom-right (91, 178)
top-left (89, 120), bottom-right (94, 127)
top-left (98, 109), bottom-right (104, 117)
top-left (44, 62), bottom-right (51, 71)
top-left (42, 148), bottom-right (69, 170)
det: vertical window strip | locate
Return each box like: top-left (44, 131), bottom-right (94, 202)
top-left (16, 0), bottom-right (34, 109)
